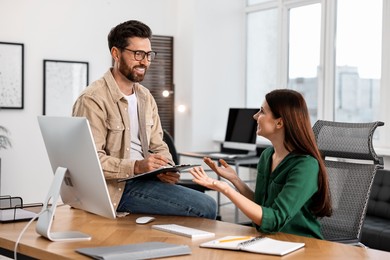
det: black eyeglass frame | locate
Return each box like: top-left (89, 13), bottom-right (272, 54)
top-left (122, 48), bottom-right (157, 61)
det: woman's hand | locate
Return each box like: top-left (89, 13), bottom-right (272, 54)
top-left (189, 166), bottom-right (230, 193)
top-left (203, 157), bottom-right (239, 183)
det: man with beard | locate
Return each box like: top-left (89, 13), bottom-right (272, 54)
top-left (72, 20), bottom-right (217, 219)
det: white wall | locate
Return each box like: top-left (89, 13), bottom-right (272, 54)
top-left (0, 0), bottom-right (246, 203)
top-left (175, 0), bottom-right (246, 151)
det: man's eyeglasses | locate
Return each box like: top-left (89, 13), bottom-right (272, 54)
top-left (122, 48), bottom-right (157, 61)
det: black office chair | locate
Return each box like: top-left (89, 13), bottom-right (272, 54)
top-left (162, 129), bottom-right (210, 193)
top-left (312, 120), bottom-right (384, 246)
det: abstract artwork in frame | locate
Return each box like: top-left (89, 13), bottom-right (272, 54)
top-left (0, 42), bottom-right (24, 109)
top-left (43, 59), bottom-right (88, 116)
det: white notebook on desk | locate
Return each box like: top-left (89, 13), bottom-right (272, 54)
top-left (152, 224), bottom-right (215, 239)
top-left (200, 235), bottom-right (305, 256)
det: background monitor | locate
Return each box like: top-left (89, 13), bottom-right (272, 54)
top-left (222, 108), bottom-right (259, 152)
top-left (37, 116), bottom-right (116, 241)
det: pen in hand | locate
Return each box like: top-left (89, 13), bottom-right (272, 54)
top-left (148, 149), bottom-right (174, 166)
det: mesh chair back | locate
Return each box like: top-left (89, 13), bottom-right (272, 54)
top-left (163, 129), bottom-right (180, 165)
top-left (312, 120), bottom-right (384, 243)
top-left (312, 121), bottom-right (383, 164)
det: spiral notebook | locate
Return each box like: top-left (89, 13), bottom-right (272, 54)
top-left (200, 235), bottom-right (305, 256)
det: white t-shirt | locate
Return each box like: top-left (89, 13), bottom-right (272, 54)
top-left (124, 93), bottom-right (144, 160)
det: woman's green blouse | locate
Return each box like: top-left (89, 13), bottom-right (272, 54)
top-left (254, 147), bottom-right (323, 239)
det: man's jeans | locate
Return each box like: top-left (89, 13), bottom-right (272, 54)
top-left (117, 178), bottom-right (217, 219)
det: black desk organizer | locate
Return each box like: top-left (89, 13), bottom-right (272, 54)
top-left (0, 195), bottom-right (42, 222)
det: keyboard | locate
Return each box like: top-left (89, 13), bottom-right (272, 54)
top-left (208, 153), bottom-right (237, 159)
top-left (208, 153), bottom-right (251, 159)
top-left (152, 224), bottom-right (215, 239)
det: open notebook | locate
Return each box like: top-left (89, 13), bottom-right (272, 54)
top-left (200, 235), bottom-right (305, 256)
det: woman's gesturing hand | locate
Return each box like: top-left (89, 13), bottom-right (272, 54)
top-left (189, 166), bottom-right (230, 193)
top-left (203, 157), bottom-right (239, 183)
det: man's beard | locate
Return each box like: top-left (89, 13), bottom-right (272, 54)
top-left (126, 65), bottom-right (147, 82)
top-left (119, 58), bottom-right (147, 82)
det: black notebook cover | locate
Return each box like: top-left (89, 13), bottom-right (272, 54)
top-left (117, 164), bottom-right (200, 182)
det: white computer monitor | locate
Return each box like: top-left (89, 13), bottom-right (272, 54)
top-left (36, 116), bottom-right (116, 242)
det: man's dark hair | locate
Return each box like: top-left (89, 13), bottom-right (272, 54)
top-left (107, 20), bottom-right (152, 51)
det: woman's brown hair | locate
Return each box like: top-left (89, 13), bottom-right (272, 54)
top-left (266, 89), bottom-right (332, 217)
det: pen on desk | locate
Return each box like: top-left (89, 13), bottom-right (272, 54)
top-left (217, 236), bottom-right (252, 243)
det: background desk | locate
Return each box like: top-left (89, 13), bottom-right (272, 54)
top-left (1, 206), bottom-right (389, 259)
top-left (179, 151), bottom-right (259, 223)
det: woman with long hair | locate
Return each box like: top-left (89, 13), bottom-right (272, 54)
top-left (189, 89), bottom-right (332, 239)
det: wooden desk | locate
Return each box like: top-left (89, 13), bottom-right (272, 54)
top-left (1, 206), bottom-right (389, 259)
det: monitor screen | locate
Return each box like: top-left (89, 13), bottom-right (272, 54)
top-left (37, 116), bottom-right (116, 241)
top-left (223, 108), bottom-right (258, 152)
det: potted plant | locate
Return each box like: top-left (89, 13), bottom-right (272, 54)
top-left (0, 126), bottom-right (11, 196)
top-left (0, 126), bottom-right (12, 150)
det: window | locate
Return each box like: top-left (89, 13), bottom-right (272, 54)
top-left (334, 0), bottom-right (382, 122)
top-left (246, 8), bottom-right (278, 107)
top-left (288, 3), bottom-right (321, 123)
top-left (246, 0), bottom-right (389, 150)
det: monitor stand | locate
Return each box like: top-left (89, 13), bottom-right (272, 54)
top-left (35, 167), bottom-right (91, 241)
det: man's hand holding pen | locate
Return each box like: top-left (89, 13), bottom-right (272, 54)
top-left (133, 150), bottom-right (179, 184)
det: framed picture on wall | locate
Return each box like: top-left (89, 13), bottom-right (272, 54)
top-left (43, 59), bottom-right (89, 116)
top-left (0, 42), bottom-right (24, 109)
